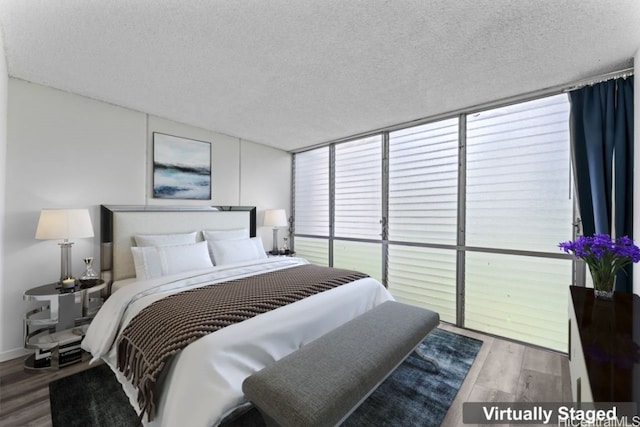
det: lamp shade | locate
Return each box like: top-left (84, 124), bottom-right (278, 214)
top-left (35, 209), bottom-right (94, 240)
top-left (263, 209), bottom-right (288, 227)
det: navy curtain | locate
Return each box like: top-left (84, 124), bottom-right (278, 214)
top-left (569, 76), bottom-right (634, 292)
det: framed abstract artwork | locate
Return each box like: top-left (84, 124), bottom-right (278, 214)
top-left (153, 132), bottom-right (211, 200)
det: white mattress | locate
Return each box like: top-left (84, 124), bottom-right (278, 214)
top-left (82, 257), bottom-right (394, 426)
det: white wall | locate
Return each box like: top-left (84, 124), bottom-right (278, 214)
top-left (240, 139), bottom-right (292, 250)
top-left (1, 79), bottom-right (291, 360)
top-left (0, 27), bottom-right (9, 362)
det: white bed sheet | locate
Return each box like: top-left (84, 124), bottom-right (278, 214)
top-left (82, 257), bottom-right (394, 427)
top-left (110, 277), bottom-right (137, 293)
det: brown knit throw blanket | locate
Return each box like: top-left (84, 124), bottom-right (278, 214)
top-left (117, 264), bottom-right (369, 422)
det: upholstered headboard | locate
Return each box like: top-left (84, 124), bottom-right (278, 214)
top-left (101, 205), bottom-right (256, 283)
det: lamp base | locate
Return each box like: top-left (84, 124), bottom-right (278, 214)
top-left (59, 241), bottom-right (75, 286)
top-left (272, 228), bottom-right (279, 253)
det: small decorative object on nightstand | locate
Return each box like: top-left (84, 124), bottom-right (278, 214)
top-left (79, 257), bottom-right (99, 287)
top-left (267, 250), bottom-right (296, 258)
top-left (23, 279), bottom-right (105, 370)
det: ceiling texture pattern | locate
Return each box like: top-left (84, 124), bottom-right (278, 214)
top-left (0, 1), bottom-right (639, 151)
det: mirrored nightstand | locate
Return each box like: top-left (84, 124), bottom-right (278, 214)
top-left (23, 280), bottom-right (105, 370)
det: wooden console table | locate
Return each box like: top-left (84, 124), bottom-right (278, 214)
top-left (568, 286), bottom-right (639, 406)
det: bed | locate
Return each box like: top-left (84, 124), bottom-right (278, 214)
top-left (81, 205), bottom-right (394, 427)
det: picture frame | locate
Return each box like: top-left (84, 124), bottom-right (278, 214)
top-left (153, 132), bottom-right (212, 200)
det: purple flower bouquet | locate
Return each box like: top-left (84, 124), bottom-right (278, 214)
top-left (559, 234), bottom-right (640, 299)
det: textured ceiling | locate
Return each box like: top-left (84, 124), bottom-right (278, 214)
top-left (0, 1), bottom-right (639, 151)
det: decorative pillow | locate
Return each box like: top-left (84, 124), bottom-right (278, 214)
top-left (131, 241), bottom-right (213, 279)
top-left (202, 228), bottom-right (250, 241)
top-left (134, 232), bottom-right (198, 247)
top-left (208, 237), bottom-right (267, 266)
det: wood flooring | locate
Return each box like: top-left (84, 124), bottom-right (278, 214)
top-left (438, 324), bottom-right (571, 427)
top-left (0, 324), bottom-right (570, 427)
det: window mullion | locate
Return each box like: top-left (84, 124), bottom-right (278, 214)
top-left (382, 132), bottom-right (389, 286)
top-left (290, 153), bottom-right (296, 252)
top-left (329, 144), bottom-right (335, 267)
top-left (456, 114), bottom-right (467, 327)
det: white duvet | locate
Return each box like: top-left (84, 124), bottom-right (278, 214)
top-left (82, 257), bottom-right (394, 427)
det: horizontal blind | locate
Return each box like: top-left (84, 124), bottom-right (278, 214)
top-left (466, 94), bottom-right (572, 252)
top-left (464, 94), bottom-right (573, 352)
top-left (387, 245), bottom-right (456, 323)
top-left (334, 136), bottom-right (382, 239)
top-left (465, 252), bottom-right (571, 351)
top-left (388, 118), bottom-right (459, 244)
top-left (292, 92), bottom-right (575, 353)
top-left (293, 237), bottom-right (329, 267)
top-left (333, 240), bottom-right (382, 282)
top-left (294, 147), bottom-right (330, 236)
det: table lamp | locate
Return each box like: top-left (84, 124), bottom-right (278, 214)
top-left (35, 208), bottom-right (94, 288)
top-left (264, 209), bottom-right (288, 255)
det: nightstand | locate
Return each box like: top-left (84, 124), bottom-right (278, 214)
top-left (23, 280), bottom-right (106, 370)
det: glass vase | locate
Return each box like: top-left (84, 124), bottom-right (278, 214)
top-left (593, 276), bottom-right (614, 301)
top-left (79, 257), bottom-right (99, 287)
top-left (594, 288), bottom-right (614, 301)
top-left (590, 267), bottom-right (614, 301)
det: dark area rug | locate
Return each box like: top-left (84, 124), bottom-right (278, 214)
top-left (50, 328), bottom-right (482, 427)
top-left (49, 361), bottom-right (139, 427)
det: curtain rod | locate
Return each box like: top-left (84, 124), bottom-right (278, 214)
top-left (562, 67), bottom-right (634, 92)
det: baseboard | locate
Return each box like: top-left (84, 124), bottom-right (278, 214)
top-left (0, 347), bottom-right (30, 363)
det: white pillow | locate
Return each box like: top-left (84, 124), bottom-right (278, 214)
top-left (208, 237), bottom-right (267, 266)
top-left (131, 241), bottom-right (213, 279)
top-left (134, 232), bottom-right (198, 247)
top-left (131, 246), bottom-right (163, 279)
top-left (202, 228), bottom-right (249, 241)
top-left (157, 241), bottom-right (213, 275)
top-left (202, 229), bottom-right (252, 262)
top-left (251, 237), bottom-right (268, 259)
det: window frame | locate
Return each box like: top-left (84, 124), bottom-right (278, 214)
top-left (291, 92), bottom-right (580, 350)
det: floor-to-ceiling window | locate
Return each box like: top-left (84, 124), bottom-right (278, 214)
top-left (293, 146), bottom-right (330, 266)
top-left (334, 136), bottom-right (383, 281)
top-left (387, 118), bottom-right (459, 323)
top-left (464, 95), bottom-right (573, 350)
top-left (293, 93), bottom-right (574, 352)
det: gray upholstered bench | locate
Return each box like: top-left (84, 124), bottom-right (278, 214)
top-left (242, 300), bottom-right (440, 427)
